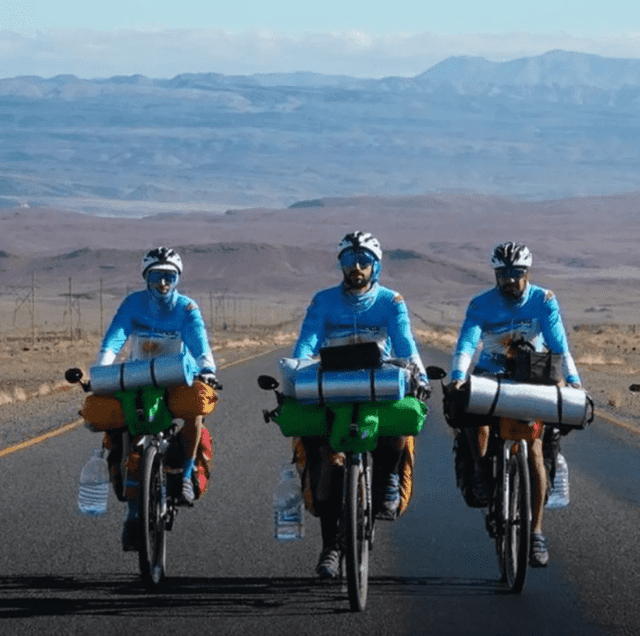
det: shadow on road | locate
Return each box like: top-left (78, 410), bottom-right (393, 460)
top-left (0, 573), bottom-right (501, 618)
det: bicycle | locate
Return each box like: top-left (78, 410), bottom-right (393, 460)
top-left (259, 343), bottom-right (428, 611)
top-left (66, 366), bottom-right (217, 589)
top-left (432, 366), bottom-right (590, 593)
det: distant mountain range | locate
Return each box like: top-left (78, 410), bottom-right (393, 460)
top-left (1, 49), bottom-right (640, 213)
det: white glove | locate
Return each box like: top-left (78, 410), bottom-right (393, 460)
top-left (95, 349), bottom-right (116, 366)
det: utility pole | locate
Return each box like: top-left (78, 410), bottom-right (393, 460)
top-left (31, 271), bottom-right (35, 346)
top-left (69, 277), bottom-right (73, 341)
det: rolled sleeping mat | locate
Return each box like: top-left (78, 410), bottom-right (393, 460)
top-left (294, 363), bottom-right (408, 404)
top-left (465, 375), bottom-right (593, 427)
top-left (89, 353), bottom-right (196, 394)
top-left (278, 357), bottom-right (319, 397)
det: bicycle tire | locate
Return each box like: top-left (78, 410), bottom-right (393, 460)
top-left (503, 450), bottom-right (531, 593)
top-left (345, 456), bottom-right (370, 611)
top-left (138, 443), bottom-right (167, 589)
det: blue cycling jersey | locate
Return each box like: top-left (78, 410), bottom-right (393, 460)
top-left (450, 283), bottom-right (580, 385)
top-left (98, 290), bottom-right (216, 373)
top-left (293, 282), bottom-right (426, 376)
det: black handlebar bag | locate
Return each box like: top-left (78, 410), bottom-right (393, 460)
top-left (508, 339), bottom-right (563, 386)
top-left (319, 342), bottom-right (382, 371)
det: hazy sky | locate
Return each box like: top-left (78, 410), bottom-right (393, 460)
top-left (2, 0), bottom-right (640, 78)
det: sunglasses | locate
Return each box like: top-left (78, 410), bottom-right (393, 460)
top-left (496, 266), bottom-right (528, 280)
top-left (340, 250), bottom-right (376, 269)
top-left (147, 270), bottom-right (179, 284)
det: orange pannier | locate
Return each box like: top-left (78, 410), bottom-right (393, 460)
top-left (167, 381), bottom-right (218, 419)
top-left (80, 394), bottom-right (126, 430)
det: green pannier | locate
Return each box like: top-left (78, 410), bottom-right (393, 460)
top-left (273, 395), bottom-right (427, 453)
top-left (115, 386), bottom-right (174, 435)
top-left (272, 398), bottom-right (329, 437)
top-left (329, 397), bottom-right (427, 452)
top-left (328, 402), bottom-right (379, 453)
top-left (368, 396), bottom-right (427, 436)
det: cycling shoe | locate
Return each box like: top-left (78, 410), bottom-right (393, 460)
top-left (179, 478), bottom-right (195, 506)
top-left (530, 532), bottom-right (549, 567)
top-left (375, 472), bottom-right (400, 520)
top-left (316, 546), bottom-right (340, 580)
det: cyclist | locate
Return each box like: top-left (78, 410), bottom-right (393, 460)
top-left (292, 231), bottom-right (430, 579)
top-left (81, 247), bottom-right (218, 550)
top-left (448, 241), bottom-right (581, 567)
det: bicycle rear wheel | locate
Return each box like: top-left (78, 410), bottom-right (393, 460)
top-left (345, 454), bottom-right (371, 612)
top-left (503, 450), bottom-right (531, 593)
top-left (138, 444), bottom-right (167, 589)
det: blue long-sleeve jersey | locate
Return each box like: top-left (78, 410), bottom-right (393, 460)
top-left (450, 283), bottom-right (580, 385)
top-left (293, 283), bottom-right (426, 376)
top-left (98, 290), bottom-right (216, 373)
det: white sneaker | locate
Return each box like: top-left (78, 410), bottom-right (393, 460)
top-left (316, 546), bottom-right (340, 579)
top-left (181, 478), bottom-right (195, 506)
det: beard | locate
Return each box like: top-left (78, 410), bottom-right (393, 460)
top-left (344, 270), bottom-right (371, 290)
top-left (498, 281), bottom-right (526, 301)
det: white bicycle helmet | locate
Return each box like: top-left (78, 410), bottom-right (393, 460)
top-left (141, 247), bottom-right (183, 278)
top-left (490, 242), bottom-right (533, 269)
top-left (337, 231), bottom-right (382, 261)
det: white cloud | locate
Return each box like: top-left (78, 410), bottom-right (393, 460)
top-left (2, 28), bottom-right (640, 79)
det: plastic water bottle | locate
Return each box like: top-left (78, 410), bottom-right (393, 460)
top-left (78, 448), bottom-right (110, 517)
top-left (546, 453), bottom-right (570, 509)
top-left (273, 462), bottom-right (304, 541)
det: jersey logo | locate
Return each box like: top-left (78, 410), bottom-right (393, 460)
top-left (186, 303), bottom-right (197, 312)
top-left (393, 294), bottom-right (405, 304)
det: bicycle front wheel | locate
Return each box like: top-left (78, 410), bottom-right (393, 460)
top-left (503, 450), bottom-right (531, 593)
top-left (138, 444), bottom-right (167, 589)
top-left (345, 455), bottom-right (371, 612)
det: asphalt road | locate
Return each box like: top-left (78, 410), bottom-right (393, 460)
top-left (0, 347), bottom-right (638, 635)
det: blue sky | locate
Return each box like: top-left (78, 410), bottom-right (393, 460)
top-left (2, 0), bottom-right (640, 78)
top-left (5, 0), bottom-right (640, 35)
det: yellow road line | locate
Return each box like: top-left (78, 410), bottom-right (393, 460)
top-left (0, 418), bottom-right (85, 458)
top-left (0, 347), bottom-right (284, 458)
top-left (218, 346), bottom-right (282, 370)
